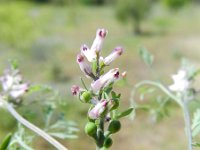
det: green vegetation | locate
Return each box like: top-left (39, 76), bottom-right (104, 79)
top-left (0, 1), bottom-right (200, 149)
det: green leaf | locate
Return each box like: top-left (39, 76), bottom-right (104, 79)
top-left (28, 85), bottom-right (53, 94)
top-left (192, 109), bottom-right (200, 137)
top-left (92, 60), bottom-right (97, 74)
top-left (139, 47), bottom-right (154, 67)
top-left (48, 132), bottom-right (78, 139)
top-left (193, 142), bottom-right (200, 147)
top-left (116, 108), bottom-right (134, 119)
top-left (9, 59), bottom-right (18, 70)
top-left (0, 133), bottom-right (12, 150)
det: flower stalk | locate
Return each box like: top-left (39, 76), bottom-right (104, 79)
top-left (0, 98), bottom-right (68, 150)
top-left (73, 28), bottom-right (132, 149)
top-left (182, 100), bottom-right (193, 150)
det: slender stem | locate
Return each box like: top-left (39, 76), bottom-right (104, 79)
top-left (131, 80), bottom-right (182, 106)
top-left (2, 100), bottom-right (68, 150)
top-left (96, 53), bottom-right (100, 78)
top-left (182, 101), bottom-right (193, 150)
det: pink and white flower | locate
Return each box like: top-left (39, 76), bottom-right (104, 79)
top-left (77, 53), bottom-right (94, 78)
top-left (88, 100), bottom-right (108, 119)
top-left (104, 47), bottom-right (124, 65)
top-left (91, 68), bottom-right (119, 93)
top-left (71, 85), bottom-right (81, 96)
top-left (0, 69), bottom-right (29, 99)
top-left (90, 28), bottom-right (108, 53)
top-left (80, 44), bottom-right (97, 62)
top-left (169, 69), bottom-right (190, 92)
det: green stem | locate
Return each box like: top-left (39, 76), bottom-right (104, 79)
top-left (0, 99), bottom-right (68, 150)
top-left (182, 101), bottom-right (193, 150)
top-left (130, 80), bottom-right (182, 106)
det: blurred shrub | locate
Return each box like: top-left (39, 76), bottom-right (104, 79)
top-left (0, 3), bottom-right (34, 49)
top-left (163, 0), bottom-right (188, 10)
top-left (116, 0), bottom-right (153, 35)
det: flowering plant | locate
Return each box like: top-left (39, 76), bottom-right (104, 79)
top-left (0, 61), bottom-right (78, 150)
top-left (130, 48), bottom-right (200, 150)
top-left (72, 28), bottom-right (133, 150)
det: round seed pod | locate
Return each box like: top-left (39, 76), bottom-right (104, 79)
top-left (103, 137), bottom-right (113, 148)
top-left (108, 120), bottom-right (121, 134)
top-left (85, 122), bottom-right (97, 136)
top-left (81, 91), bottom-right (91, 103)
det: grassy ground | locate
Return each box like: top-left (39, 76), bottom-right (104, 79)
top-left (1, 1), bottom-right (200, 150)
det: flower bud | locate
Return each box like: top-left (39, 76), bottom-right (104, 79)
top-left (104, 47), bottom-right (124, 65)
top-left (88, 100), bottom-right (108, 119)
top-left (103, 137), bottom-right (113, 148)
top-left (71, 85), bottom-right (80, 96)
top-left (90, 28), bottom-right (108, 53)
top-left (108, 120), bottom-right (121, 134)
top-left (80, 44), bottom-right (97, 62)
top-left (91, 68), bottom-right (119, 93)
top-left (121, 71), bottom-right (127, 78)
top-left (85, 122), bottom-right (97, 137)
top-left (81, 91), bottom-right (91, 103)
top-left (77, 54), bottom-right (94, 78)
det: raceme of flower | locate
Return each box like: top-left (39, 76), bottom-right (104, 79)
top-left (72, 28), bottom-right (133, 150)
top-left (169, 69), bottom-right (191, 92)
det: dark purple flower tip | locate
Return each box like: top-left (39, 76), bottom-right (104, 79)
top-left (71, 85), bottom-right (80, 96)
top-left (77, 54), bottom-right (84, 63)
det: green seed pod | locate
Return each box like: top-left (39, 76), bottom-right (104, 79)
top-left (81, 91), bottom-right (91, 103)
top-left (108, 120), bottom-right (121, 134)
top-left (104, 137), bottom-right (113, 148)
top-left (85, 122), bottom-right (97, 136)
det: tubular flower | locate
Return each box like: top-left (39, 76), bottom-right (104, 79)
top-left (77, 54), bottom-right (95, 79)
top-left (91, 68), bottom-right (119, 93)
top-left (0, 69), bottom-right (29, 99)
top-left (169, 69), bottom-right (190, 92)
top-left (88, 100), bottom-right (108, 119)
top-left (104, 47), bottom-right (124, 65)
top-left (81, 44), bottom-right (97, 62)
top-left (90, 28), bottom-right (108, 53)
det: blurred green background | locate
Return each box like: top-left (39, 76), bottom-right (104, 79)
top-left (0, 0), bottom-right (200, 149)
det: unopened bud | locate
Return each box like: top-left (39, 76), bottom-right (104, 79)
top-left (71, 85), bottom-right (80, 96)
top-left (121, 71), bottom-right (127, 78)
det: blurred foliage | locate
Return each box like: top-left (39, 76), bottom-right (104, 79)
top-left (0, 2), bottom-right (51, 50)
top-left (163, 0), bottom-right (189, 10)
top-left (116, 0), bottom-right (153, 35)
